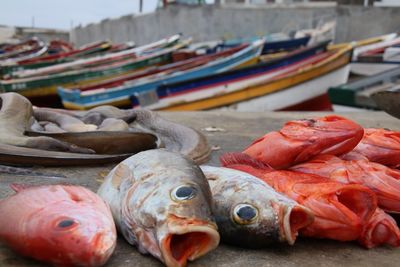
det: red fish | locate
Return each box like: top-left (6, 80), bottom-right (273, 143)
top-left (359, 208), bottom-right (400, 248)
top-left (350, 128), bottom-right (400, 168)
top-left (291, 154), bottom-right (400, 213)
top-left (0, 184), bottom-right (117, 267)
top-left (243, 115), bottom-right (364, 169)
top-left (220, 152), bottom-right (378, 243)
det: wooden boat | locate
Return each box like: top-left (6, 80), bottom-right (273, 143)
top-left (71, 44), bottom-right (247, 92)
top-left (0, 39), bottom-right (187, 100)
top-left (126, 42), bottom-right (351, 112)
top-left (350, 34), bottom-right (400, 76)
top-left (0, 39), bottom-right (43, 60)
top-left (0, 40), bottom-right (112, 77)
top-left (216, 35), bottom-right (310, 55)
top-left (58, 39), bottom-right (265, 110)
top-left (328, 66), bottom-right (400, 109)
top-left (8, 35), bottom-right (181, 78)
top-left (0, 40), bottom-right (48, 67)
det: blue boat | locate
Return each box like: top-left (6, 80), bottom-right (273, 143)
top-left (129, 40), bottom-right (330, 108)
top-left (261, 36), bottom-right (311, 54)
top-left (212, 35), bottom-right (310, 55)
top-left (58, 39), bottom-right (265, 110)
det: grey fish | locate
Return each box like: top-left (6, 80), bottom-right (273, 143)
top-left (97, 149), bottom-right (220, 267)
top-left (200, 166), bottom-right (314, 247)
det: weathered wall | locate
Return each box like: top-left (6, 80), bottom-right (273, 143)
top-left (0, 25), bottom-right (69, 43)
top-left (70, 5), bottom-right (400, 46)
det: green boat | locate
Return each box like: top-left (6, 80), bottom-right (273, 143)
top-left (0, 41), bottom-right (113, 77)
top-left (328, 66), bottom-right (400, 108)
top-left (0, 40), bottom-right (187, 98)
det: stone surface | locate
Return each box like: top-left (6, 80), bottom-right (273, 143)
top-left (0, 111), bottom-right (399, 266)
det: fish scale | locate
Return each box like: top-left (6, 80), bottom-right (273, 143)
top-left (201, 165), bottom-right (314, 247)
top-left (97, 149), bottom-right (220, 267)
top-left (0, 184), bottom-right (116, 267)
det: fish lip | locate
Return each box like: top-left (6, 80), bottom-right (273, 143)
top-left (89, 231), bottom-right (117, 266)
top-left (159, 223), bottom-right (220, 267)
top-left (282, 206), bottom-right (314, 245)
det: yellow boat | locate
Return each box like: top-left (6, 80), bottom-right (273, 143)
top-left (142, 44), bottom-right (353, 112)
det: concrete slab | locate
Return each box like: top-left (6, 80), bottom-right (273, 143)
top-left (0, 111), bottom-right (399, 266)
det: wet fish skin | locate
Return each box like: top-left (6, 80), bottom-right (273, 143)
top-left (291, 154), bottom-right (400, 213)
top-left (351, 128), bottom-right (400, 168)
top-left (221, 152), bottom-right (378, 243)
top-left (201, 165), bottom-right (314, 247)
top-left (97, 149), bottom-right (220, 267)
top-left (243, 115), bottom-right (364, 169)
top-left (359, 208), bottom-right (400, 248)
top-left (0, 184), bottom-right (117, 267)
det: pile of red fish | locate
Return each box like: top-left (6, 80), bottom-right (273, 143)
top-left (0, 114), bottom-right (399, 267)
top-left (221, 115), bottom-right (400, 249)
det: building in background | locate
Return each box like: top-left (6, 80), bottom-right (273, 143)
top-left (218, 0), bottom-right (383, 5)
top-left (374, 0), bottom-right (400, 6)
top-left (0, 25), bottom-right (69, 43)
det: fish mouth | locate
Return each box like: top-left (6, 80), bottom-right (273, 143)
top-left (160, 224), bottom-right (220, 267)
top-left (283, 205), bottom-right (314, 245)
top-left (301, 184), bottom-right (376, 241)
top-left (359, 209), bottom-right (400, 248)
top-left (334, 185), bottom-right (376, 222)
top-left (89, 231), bottom-right (117, 266)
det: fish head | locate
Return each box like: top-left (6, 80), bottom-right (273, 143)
top-left (282, 115), bottom-right (364, 157)
top-left (122, 164), bottom-right (219, 267)
top-left (27, 187), bottom-right (117, 266)
top-left (359, 209), bottom-right (400, 248)
top-left (204, 167), bottom-right (313, 247)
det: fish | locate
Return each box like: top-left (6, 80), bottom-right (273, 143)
top-left (200, 165), bottom-right (314, 247)
top-left (291, 154), bottom-right (400, 213)
top-left (220, 152), bottom-right (378, 243)
top-left (33, 108), bottom-right (98, 132)
top-left (0, 184), bottom-right (117, 267)
top-left (0, 92), bottom-right (94, 154)
top-left (243, 115), bottom-right (364, 169)
top-left (350, 128), bottom-right (400, 169)
top-left (359, 208), bottom-right (400, 248)
top-left (0, 93), bottom-right (211, 166)
top-left (97, 149), bottom-right (220, 267)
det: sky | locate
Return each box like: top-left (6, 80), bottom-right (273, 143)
top-left (0, 0), bottom-right (160, 30)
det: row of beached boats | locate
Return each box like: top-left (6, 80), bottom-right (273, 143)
top-left (329, 33), bottom-right (400, 113)
top-left (0, 27), bottom-right (397, 112)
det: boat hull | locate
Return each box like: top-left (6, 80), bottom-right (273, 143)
top-left (156, 47), bottom-right (351, 111)
top-left (60, 40), bottom-right (265, 110)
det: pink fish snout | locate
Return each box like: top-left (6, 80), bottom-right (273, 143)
top-left (88, 230), bottom-right (117, 266)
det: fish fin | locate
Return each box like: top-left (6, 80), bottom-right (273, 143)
top-left (220, 152), bottom-right (274, 171)
top-left (10, 183), bottom-right (32, 192)
top-left (112, 163), bottom-right (133, 190)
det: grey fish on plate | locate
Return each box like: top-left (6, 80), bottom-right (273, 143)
top-left (97, 149), bottom-right (220, 267)
top-left (200, 166), bottom-right (314, 247)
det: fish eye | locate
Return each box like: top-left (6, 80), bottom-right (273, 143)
top-left (171, 185), bottom-right (197, 201)
top-left (56, 219), bottom-right (78, 230)
top-left (232, 204), bottom-right (258, 225)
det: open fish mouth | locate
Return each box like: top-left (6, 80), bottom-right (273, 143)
top-left (368, 219), bottom-right (400, 247)
top-left (283, 205), bottom-right (314, 245)
top-left (160, 224), bottom-right (220, 267)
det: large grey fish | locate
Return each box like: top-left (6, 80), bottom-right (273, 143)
top-left (97, 149), bottom-right (220, 267)
top-left (200, 166), bottom-right (314, 247)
